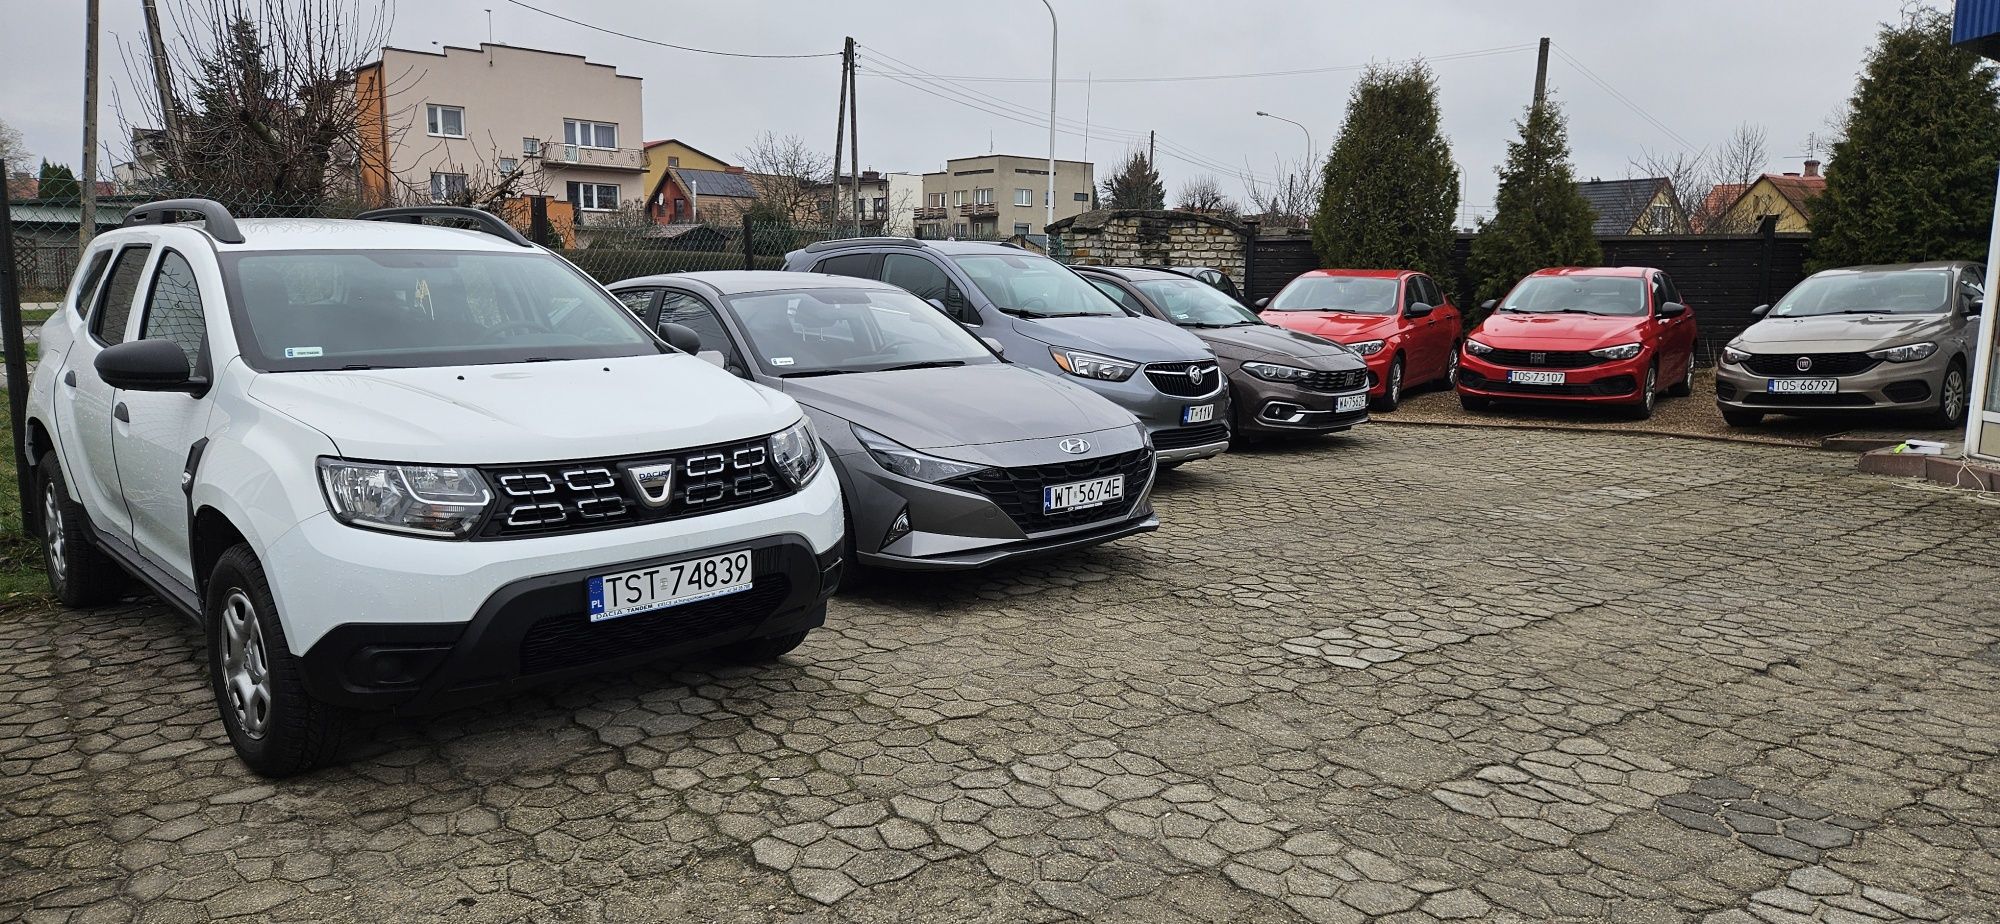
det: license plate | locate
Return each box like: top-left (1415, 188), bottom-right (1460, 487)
top-left (1767, 378), bottom-right (1838, 394)
top-left (1182, 404), bottom-right (1215, 424)
top-left (1508, 370), bottom-right (1567, 385)
top-left (588, 550), bottom-right (753, 622)
top-left (1336, 394), bottom-right (1368, 413)
top-left (1044, 475), bottom-right (1124, 513)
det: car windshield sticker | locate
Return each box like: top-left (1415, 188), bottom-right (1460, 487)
top-left (771, 357), bottom-right (795, 366)
top-left (283, 346), bottom-right (324, 358)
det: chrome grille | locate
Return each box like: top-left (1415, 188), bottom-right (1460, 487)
top-left (477, 434), bottom-right (794, 539)
top-left (1143, 361), bottom-right (1224, 398)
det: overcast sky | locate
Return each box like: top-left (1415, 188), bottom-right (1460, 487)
top-left (1, 0), bottom-right (1926, 223)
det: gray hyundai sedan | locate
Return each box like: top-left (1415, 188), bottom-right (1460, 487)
top-left (609, 272), bottom-right (1159, 571)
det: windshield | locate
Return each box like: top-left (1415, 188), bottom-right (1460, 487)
top-left (222, 250), bottom-right (658, 370)
top-left (1771, 270), bottom-right (1952, 317)
top-left (951, 253), bottom-right (1126, 317)
top-left (1501, 276), bottom-right (1646, 317)
top-left (724, 287), bottom-right (998, 377)
top-left (1268, 276), bottom-right (1398, 314)
top-left (1133, 277), bottom-right (1260, 326)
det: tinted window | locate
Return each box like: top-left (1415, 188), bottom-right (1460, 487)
top-left (93, 246), bottom-right (152, 345)
top-left (882, 254), bottom-right (976, 324)
top-left (1417, 276), bottom-right (1444, 307)
top-left (1650, 275), bottom-right (1670, 312)
top-left (1661, 274), bottom-right (1682, 306)
top-left (725, 287), bottom-right (996, 377)
top-left (1500, 276), bottom-right (1647, 317)
top-left (1268, 276), bottom-right (1397, 315)
top-left (616, 288), bottom-right (657, 317)
top-left (816, 253), bottom-right (877, 279)
top-left (223, 250), bottom-right (659, 370)
top-left (658, 291), bottom-right (743, 369)
top-left (70, 250), bottom-right (113, 319)
top-left (140, 251), bottom-right (208, 373)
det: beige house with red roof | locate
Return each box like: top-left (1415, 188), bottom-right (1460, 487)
top-left (1711, 160), bottom-right (1827, 233)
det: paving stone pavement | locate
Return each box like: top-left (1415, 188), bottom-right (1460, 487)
top-left (3, 425), bottom-right (1999, 923)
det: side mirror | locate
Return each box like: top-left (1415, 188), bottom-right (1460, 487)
top-left (1254, 297), bottom-right (1270, 310)
top-left (1406, 302), bottom-right (1434, 318)
top-left (1751, 304), bottom-right (1771, 318)
top-left (981, 336), bottom-right (1006, 357)
top-left (1969, 300), bottom-right (1984, 316)
top-left (95, 339), bottom-right (198, 392)
top-left (1657, 301), bottom-right (1688, 318)
top-left (1479, 299), bottom-right (1497, 312)
top-left (659, 322), bottom-right (702, 355)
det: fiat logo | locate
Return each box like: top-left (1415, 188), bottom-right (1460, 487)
top-left (1058, 438), bottom-right (1091, 454)
top-left (1795, 356), bottom-right (1813, 372)
top-left (1188, 366), bottom-right (1207, 385)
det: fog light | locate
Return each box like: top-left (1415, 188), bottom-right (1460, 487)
top-left (881, 508), bottom-right (912, 549)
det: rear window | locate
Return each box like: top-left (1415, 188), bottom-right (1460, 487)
top-left (221, 250), bottom-right (660, 371)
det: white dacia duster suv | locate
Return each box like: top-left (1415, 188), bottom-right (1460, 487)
top-left (25, 200), bottom-right (845, 777)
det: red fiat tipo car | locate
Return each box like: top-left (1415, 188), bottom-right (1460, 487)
top-left (1258, 269), bottom-right (1462, 411)
top-left (1456, 267), bottom-right (1698, 419)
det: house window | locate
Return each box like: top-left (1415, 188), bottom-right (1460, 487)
top-left (873, 197), bottom-right (887, 216)
top-left (522, 137), bottom-right (540, 156)
top-left (928, 192), bottom-right (945, 208)
top-left (974, 188), bottom-right (994, 205)
top-left (566, 181), bottom-right (620, 211)
top-left (427, 104), bottom-right (464, 138)
top-left (667, 155), bottom-right (680, 167)
top-left (953, 190), bottom-right (967, 207)
top-left (430, 172), bottom-right (467, 202)
top-left (673, 198), bottom-right (687, 220)
top-left (564, 119), bottom-right (618, 150)
top-left (953, 222), bottom-right (968, 237)
top-left (1015, 188), bottom-right (1032, 206)
top-left (1072, 192), bottom-right (1089, 201)
top-left (498, 157), bottom-right (518, 175)
top-left (1014, 223), bottom-right (1031, 236)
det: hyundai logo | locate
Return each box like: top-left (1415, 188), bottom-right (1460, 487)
top-left (1188, 366), bottom-right (1207, 385)
top-left (1058, 438), bottom-right (1091, 455)
top-left (1795, 356), bottom-right (1813, 372)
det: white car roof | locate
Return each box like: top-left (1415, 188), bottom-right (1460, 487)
top-left (94, 217), bottom-right (535, 254)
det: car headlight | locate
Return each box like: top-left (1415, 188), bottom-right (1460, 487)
top-left (769, 417), bottom-right (825, 488)
top-left (317, 459), bottom-right (492, 538)
top-left (1589, 342), bottom-right (1644, 361)
top-left (1346, 339), bottom-right (1387, 356)
top-left (1242, 361), bottom-right (1315, 382)
top-left (853, 424), bottom-right (988, 482)
top-left (1464, 339), bottom-right (1494, 356)
top-left (1721, 345), bottom-right (1751, 364)
top-left (1868, 341), bottom-right (1938, 363)
top-left (1050, 347), bottom-right (1139, 382)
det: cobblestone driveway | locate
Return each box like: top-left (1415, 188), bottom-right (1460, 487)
top-left (4, 426), bottom-right (1998, 923)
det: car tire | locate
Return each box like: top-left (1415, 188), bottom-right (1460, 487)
top-left (1627, 364), bottom-right (1659, 420)
top-left (710, 628), bottom-right (812, 665)
top-left (1720, 407), bottom-right (1765, 427)
top-left (207, 544), bottom-right (349, 778)
top-left (1458, 392), bottom-right (1490, 412)
top-left (37, 451), bottom-right (127, 607)
top-left (1932, 359), bottom-right (1969, 428)
top-left (1373, 356), bottom-right (1405, 412)
top-left (1441, 350), bottom-right (1460, 390)
top-left (1667, 357), bottom-right (1694, 397)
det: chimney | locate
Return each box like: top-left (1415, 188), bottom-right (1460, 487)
top-left (1804, 159), bottom-right (1820, 178)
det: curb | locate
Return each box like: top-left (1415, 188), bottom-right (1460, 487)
top-left (1369, 415), bottom-right (1830, 450)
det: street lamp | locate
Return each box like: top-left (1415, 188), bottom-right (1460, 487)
top-left (1039, 0), bottom-right (1057, 232)
top-left (1255, 110), bottom-right (1314, 169)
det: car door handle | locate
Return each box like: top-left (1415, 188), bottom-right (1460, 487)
top-left (114, 403), bottom-right (129, 423)
top-left (64, 371), bottom-right (76, 387)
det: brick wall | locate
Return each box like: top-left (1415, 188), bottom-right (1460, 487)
top-left (1050, 209), bottom-right (1249, 280)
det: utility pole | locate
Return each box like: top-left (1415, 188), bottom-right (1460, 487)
top-left (848, 38), bottom-right (860, 236)
top-left (142, 0), bottom-right (178, 172)
top-left (1148, 130), bottom-right (1156, 169)
top-left (1533, 37), bottom-right (1550, 113)
top-left (1039, 0), bottom-right (1057, 233)
top-left (830, 38), bottom-right (851, 228)
top-left (80, 0), bottom-right (100, 247)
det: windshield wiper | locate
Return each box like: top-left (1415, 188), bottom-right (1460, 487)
top-left (779, 369), bottom-right (862, 378)
top-left (1836, 308), bottom-right (1891, 315)
top-left (881, 360), bottom-right (966, 372)
top-left (337, 363), bottom-right (402, 370)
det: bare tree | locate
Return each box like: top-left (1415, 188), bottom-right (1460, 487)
top-left (118, 0), bottom-right (389, 209)
top-left (738, 132), bottom-right (833, 224)
top-left (0, 116), bottom-right (26, 170)
top-left (1632, 122), bottom-right (1770, 234)
top-left (1242, 155), bottom-right (1321, 228)
top-left (1175, 174), bottom-right (1239, 217)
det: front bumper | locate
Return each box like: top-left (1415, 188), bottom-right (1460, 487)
top-left (299, 533), bottom-right (842, 711)
top-left (1457, 350), bottom-right (1648, 404)
top-left (1714, 355), bottom-right (1945, 414)
top-left (1230, 372), bottom-right (1369, 435)
top-left (1068, 371), bottom-right (1232, 463)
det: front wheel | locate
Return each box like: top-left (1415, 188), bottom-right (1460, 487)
top-left (1932, 360), bottom-right (1969, 428)
top-left (1373, 356), bottom-right (1405, 412)
top-left (208, 544), bottom-right (349, 778)
top-left (1441, 350), bottom-right (1461, 390)
top-left (1627, 365), bottom-right (1659, 420)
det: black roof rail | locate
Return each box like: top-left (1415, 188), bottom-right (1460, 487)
top-left (121, 198), bottom-right (246, 244)
top-left (798, 236), bottom-right (925, 254)
top-left (355, 206), bottom-right (533, 247)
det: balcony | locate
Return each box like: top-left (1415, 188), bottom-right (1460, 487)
top-left (915, 206), bottom-right (949, 220)
top-left (538, 144), bottom-right (646, 172)
top-left (959, 202), bottom-right (998, 217)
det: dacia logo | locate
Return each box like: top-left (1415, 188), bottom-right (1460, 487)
top-left (622, 462), bottom-right (676, 508)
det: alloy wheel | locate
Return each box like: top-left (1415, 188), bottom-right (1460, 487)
top-left (1943, 367), bottom-right (1968, 423)
top-left (220, 589), bottom-right (273, 740)
top-left (1445, 351), bottom-right (1460, 387)
top-left (42, 484), bottom-right (65, 585)
top-left (1388, 362), bottom-right (1403, 403)
top-left (1643, 368), bottom-right (1657, 413)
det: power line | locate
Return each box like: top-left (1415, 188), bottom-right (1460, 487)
top-left (867, 43), bottom-right (1538, 85)
top-left (1548, 42), bottom-right (1698, 153)
top-left (499, 0), bottom-right (840, 59)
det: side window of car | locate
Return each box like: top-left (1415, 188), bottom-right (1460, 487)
top-left (1662, 273), bottom-right (1684, 306)
top-left (658, 291), bottom-right (744, 371)
top-left (882, 253), bottom-right (977, 324)
top-left (616, 288), bottom-right (657, 319)
top-left (815, 253), bottom-right (877, 280)
top-left (92, 245), bottom-right (153, 346)
top-left (140, 250), bottom-right (210, 375)
top-left (1961, 268), bottom-right (1984, 309)
top-left (1650, 274), bottom-right (1671, 312)
top-left (1409, 275), bottom-right (1434, 308)
top-left (1086, 277), bottom-right (1145, 315)
top-left (70, 250), bottom-right (114, 320)
top-left (1402, 277), bottom-right (1422, 312)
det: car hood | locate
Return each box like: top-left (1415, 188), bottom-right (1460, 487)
top-left (782, 364), bottom-right (1134, 451)
top-left (1470, 311), bottom-right (1648, 349)
top-left (1193, 324), bottom-right (1365, 368)
top-left (1263, 311), bottom-right (1399, 344)
top-left (1010, 314), bottom-right (1213, 361)
top-left (248, 353), bottom-right (799, 464)
top-left (1732, 313), bottom-right (1950, 352)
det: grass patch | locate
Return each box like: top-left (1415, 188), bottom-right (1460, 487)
top-left (0, 424), bottom-right (49, 602)
top-left (20, 307), bottom-right (56, 326)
